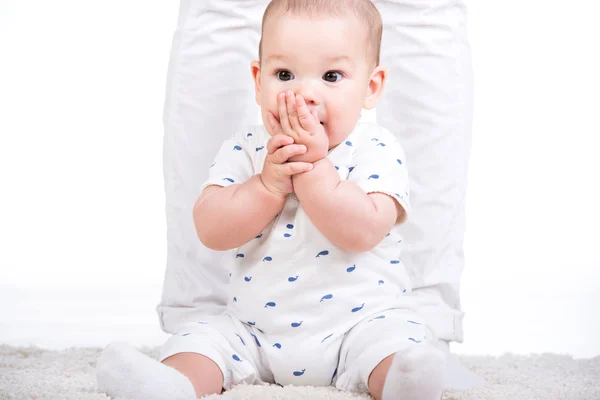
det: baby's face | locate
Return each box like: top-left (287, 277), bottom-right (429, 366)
top-left (252, 14), bottom-right (380, 149)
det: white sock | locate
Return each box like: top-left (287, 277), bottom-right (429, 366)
top-left (96, 341), bottom-right (197, 400)
top-left (382, 345), bottom-right (446, 400)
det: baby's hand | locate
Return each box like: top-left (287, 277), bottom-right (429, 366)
top-left (260, 134), bottom-right (313, 198)
top-left (266, 91), bottom-right (329, 164)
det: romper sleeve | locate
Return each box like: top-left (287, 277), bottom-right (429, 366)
top-left (200, 131), bottom-right (256, 192)
top-left (347, 127), bottom-right (411, 223)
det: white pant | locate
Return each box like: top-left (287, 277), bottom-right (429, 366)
top-left (158, 0), bottom-right (473, 346)
top-left (159, 309), bottom-right (436, 393)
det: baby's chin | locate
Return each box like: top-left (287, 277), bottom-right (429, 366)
top-left (326, 126), bottom-right (357, 150)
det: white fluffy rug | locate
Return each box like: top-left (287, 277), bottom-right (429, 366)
top-left (1, 345), bottom-right (599, 400)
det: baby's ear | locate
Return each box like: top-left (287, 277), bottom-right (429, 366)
top-left (363, 66), bottom-right (387, 110)
top-left (250, 61), bottom-right (262, 106)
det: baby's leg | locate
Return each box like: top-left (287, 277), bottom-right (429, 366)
top-left (334, 309), bottom-right (445, 400)
top-left (97, 314), bottom-right (260, 399)
top-left (162, 352), bottom-right (224, 397)
top-left (371, 345), bottom-right (445, 400)
top-left (96, 341), bottom-right (202, 400)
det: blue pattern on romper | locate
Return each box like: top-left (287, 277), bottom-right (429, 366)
top-left (321, 333), bottom-right (333, 343)
top-left (251, 333), bottom-right (261, 347)
top-left (351, 303), bottom-right (365, 313)
top-left (320, 294), bottom-right (333, 302)
top-left (236, 333), bottom-right (245, 345)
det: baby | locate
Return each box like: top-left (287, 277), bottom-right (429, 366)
top-left (98, 1), bottom-right (447, 400)
top-left (166, 0), bottom-right (448, 398)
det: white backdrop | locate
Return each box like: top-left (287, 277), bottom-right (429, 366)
top-left (1, 1), bottom-right (599, 359)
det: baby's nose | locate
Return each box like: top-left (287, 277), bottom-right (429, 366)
top-left (294, 84), bottom-right (320, 106)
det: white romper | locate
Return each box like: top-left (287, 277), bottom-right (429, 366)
top-left (159, 122), bottom-right (438, 393)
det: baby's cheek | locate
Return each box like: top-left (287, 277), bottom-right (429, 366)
top-left (259, 96), bottom-right (276, 118)
top-left (264, 93), bottom-right (281, 116)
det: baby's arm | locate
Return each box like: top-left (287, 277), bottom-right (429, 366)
top-left (292, 158), bottom-right (402, 253)
top-left (193, 175), bottom-right (286, 251)
top-left (270, 92), bottom-right (408, 252)
top-left (194, 133), bottom-right (312, 251)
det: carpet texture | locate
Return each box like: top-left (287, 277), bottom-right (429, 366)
top-left (1, 345), bottom-right (599, 400)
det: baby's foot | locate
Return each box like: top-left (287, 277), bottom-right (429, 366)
top-left (96, 341), bottom-right (197, 400)
top-left (382, 345), bottom-right (446, 400)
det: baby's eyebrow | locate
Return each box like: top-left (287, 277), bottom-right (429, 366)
top-left (264, 54), bottom-right (353, 65)
top-left (327, 56), bottom-right (355, 69)
top-left (265, 54), bottom-right (287, 63)
top-left (327, 55), bottom-right (352, 63)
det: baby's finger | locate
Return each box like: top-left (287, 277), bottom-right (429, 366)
top-left (272, 108), bottom-right (299, 142)
top-left (286, 91), bottom-right (301, 132)
top-left (265, 111), bottom-right (284, 137)
top-left (272, 144), bottom-right (307, 164)
top-left (296, 95), bottom-right (316, 131)
top-left (278, 92), bottom-right (294, 137)
top-left (281, 161), bottom-right (314, 176)
top-left (267, 134), bottom-right (294, 155)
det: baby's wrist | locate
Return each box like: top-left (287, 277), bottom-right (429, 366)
top-left (256, 174), bottom-right (288, 201)
top-left (293, 158), bottom-right (330, 182)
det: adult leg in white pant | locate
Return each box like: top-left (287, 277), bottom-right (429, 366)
top-left (374, 0), bottom-right (473, 349)
top-left (158, 0), bottom-right (264, 329)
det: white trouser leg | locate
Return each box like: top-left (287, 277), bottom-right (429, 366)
top-left (158, 0), bottom-right (268, 332)
top-left (374, 0), bottom-right (474, 343)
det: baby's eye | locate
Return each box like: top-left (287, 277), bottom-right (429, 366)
top-left (323, 71), bottom-right (343, 83)
top-left (276, 70), bottom-right (294, 81)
